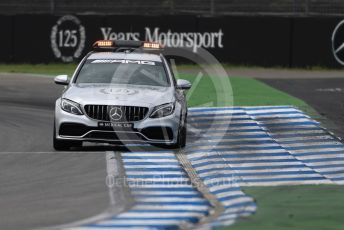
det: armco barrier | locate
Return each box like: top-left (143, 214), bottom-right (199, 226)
top-left (1, 15), bottom-right (344, 68)
top-left (198, 16), bottom-right (291, 66)
top-left (291, 17), bottom-right (342, 67)
top-left (12, 15), bottom-right (57, 63)
top-left (0, 16), bottom-right (13, 62)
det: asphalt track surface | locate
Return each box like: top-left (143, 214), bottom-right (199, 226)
top-left (0, 74), bottom-right (110, 230)
top-left (261, 78), bottom-right (344, 139)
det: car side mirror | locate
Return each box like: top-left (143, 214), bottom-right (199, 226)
top-left (54, 75), bottom-right (69, 85)
top-left (176, 79), bottom-right (192, 90)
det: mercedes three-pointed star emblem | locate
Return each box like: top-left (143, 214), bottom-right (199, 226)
top-left (109, 106), bottom-right (123, 121)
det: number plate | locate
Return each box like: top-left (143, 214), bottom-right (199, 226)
top-left (98, 122), bottom-right (133, 130)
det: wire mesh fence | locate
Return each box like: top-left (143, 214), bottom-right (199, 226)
top-left (1, 0), bottom-right (344, 16)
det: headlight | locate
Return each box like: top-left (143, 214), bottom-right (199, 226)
top-left (61, 99), bottom-right (83, 115)
top-left (150, 102), bottom-right (175, 118)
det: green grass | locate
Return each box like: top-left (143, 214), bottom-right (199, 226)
top-left (0, 63), bottom-right (77, 76)
top-left (0, 64), bottom-right (341, 230)
top-left (179, 73), bottom-right (318, 118)
top-left (180, 74), bottom-right (306, 106)
top-left (219, 185), bottom-right (344, 230)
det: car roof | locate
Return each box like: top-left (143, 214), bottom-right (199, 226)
top-left (87, 52), bottom-right (163, 62)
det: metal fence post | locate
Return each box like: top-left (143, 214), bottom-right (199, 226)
top-left (170, 0), bottom-right (175, 15)
top-left (210, 0), bottom-right (215, 15)
top-left (305, 0), bottom-right (309, 15)
top-left (50, 0), bottom-right (55, 15)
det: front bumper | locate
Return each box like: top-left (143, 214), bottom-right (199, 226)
top-left (55, 101), bottom-right (181, 145)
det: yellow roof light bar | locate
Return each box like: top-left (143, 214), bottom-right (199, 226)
top-left (93, 40), bottom-right (114, 48)
top-left (92, 40), bottom-right (163, 52)
top-left (142, 42), bottom-right (163, 49)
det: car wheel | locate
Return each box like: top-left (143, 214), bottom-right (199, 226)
top-left (154, 114), bottom-right (187, 150)
top-left (170, 116), bottom-right (187, 149)
top-left (53, 123), bottom-right (82, 151)
top-left (178, 121), bottom-right (187, 148)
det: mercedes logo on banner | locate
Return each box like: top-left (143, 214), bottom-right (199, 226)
top-left (109, 107), bottom-right (123, 121)
top-left (332, 19), bottom-right (344, 66)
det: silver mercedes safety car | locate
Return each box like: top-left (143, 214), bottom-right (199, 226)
top-left (53, 40), bottom-right (191, 150)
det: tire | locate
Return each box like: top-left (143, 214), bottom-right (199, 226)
top-left (53, 123), bottom-right (82, 151)
top-left (169, 115), bottom-right (187, 149)
top-left (179, 124), bottom-right (186, 148)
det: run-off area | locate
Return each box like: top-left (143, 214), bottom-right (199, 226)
top-left (67, 106), bottom-right (344, 229)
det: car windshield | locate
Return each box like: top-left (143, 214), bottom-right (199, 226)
top-left (75, 59), bottom-right (170, 87)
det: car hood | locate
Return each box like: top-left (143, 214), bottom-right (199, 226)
top-left (63, 84), bottom-right (174, 107)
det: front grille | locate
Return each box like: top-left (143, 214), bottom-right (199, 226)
top-left (84, 105), bottom-right (149, 122)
